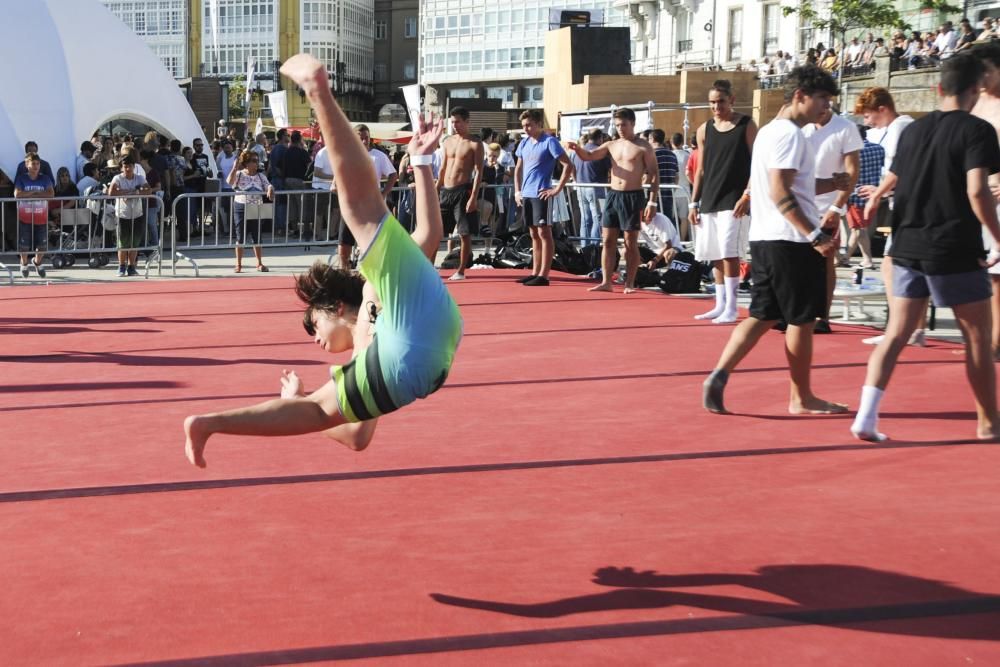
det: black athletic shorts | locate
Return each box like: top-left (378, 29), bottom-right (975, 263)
top-left (522, 196), bottom-right (549, 227)
top-left (439, 183), bottom-right (480, 236)
top-left (603, 189), bottom-right (646, 231)
top-left (748, 240), bottom-right (826, 325)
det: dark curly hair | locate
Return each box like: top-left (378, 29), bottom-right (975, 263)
top-left (295, 261), bottom-right (366, 335)
top-left (783, 65), bottom-right (839, 103)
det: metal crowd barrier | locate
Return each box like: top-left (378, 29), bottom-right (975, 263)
top-left (562, 182), bottom-right (691, 244)
top-left (0, 193), bottom-right (162, 284)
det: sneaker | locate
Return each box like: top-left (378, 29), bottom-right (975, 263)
top-left (523, 275), bottom-right (550, 286)
top-left (814, 319), bottom-right (832, 334)
top-left (448, 272), bottom-right (466, 281)
top-left (515, 274), bottom-right (537, 284)
top-left (127, 265), bottom-right (139, 277)
top-left (909, 329), bottom-right (927, 347)
top-left (862, 334), bottom-right (884, 345)
top-left (32, 260), bottom-right (46, 278)
top-left (118, 265), bottom-right (127, 277)
top-left (20, 264), bottom-right (30, 278)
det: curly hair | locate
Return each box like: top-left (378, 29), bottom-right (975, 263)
top-left (782, 65), bottom-right (839, 104)
top-left (295, 261), bottom-right (366, 335)
top-left (854, 87), bottom-right (896, 115)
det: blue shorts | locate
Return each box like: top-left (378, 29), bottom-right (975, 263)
top-left (18, 223), bottom-right (47, 253)
top-left (893, 262), bottom-right (991, 308)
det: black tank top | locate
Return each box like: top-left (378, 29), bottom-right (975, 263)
top-left (700, 115), bottom-right (752, 213)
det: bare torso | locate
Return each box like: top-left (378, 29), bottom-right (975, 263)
top-left (608, 137), bottom-right (655, 191)
top-left (442, 134), bottom-right (481, 188)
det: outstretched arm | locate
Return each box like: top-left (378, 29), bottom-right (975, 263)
top-left (281, 54), bottom-right (386, 252)
top-left (408, 113), bottom-right (447, 262)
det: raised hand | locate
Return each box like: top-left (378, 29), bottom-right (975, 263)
top-left (407, 112), bottom-right (445, 158)
top-left (279, 54), bottom-right (329, 98)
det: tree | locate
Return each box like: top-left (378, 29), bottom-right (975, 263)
top-left (784, 0), bottom-right (961, 81)
top-left (228, 74), bottom-right (247, 119)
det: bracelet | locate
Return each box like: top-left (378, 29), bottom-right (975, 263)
top-left (828, 204), bottom-right (846, 215)
top-left (646, 201), bottom-right (658, 207)
top-left (806, 227), bottom-right (823, 243)
top-left (410, 154), bottom-right (435, 167)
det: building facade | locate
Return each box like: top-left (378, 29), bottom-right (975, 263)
top-left (373, 0), bottom-right (419, 118)
top-left (419, 1), bottom-right (629, 113)
top-left (101, 0), bottom-right (377, 124)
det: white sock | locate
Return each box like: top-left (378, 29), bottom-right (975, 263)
top-left (696, 284), bottom-right (726, 320)
top-left (851, 385), bottom-right (886, 440)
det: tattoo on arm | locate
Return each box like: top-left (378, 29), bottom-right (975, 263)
top-left (778, 195), bottom-right (799, 215)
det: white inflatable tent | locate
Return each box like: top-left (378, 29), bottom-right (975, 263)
top-left (0, 0), bottom-right (213, 180)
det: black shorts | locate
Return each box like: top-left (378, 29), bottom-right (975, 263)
top-left (603, 189), bottom-right (646, 231)
top-left (523, 197), bottom-right (549, 227)
top-left (439, 183), bottom-right (479, 236)
top-left (748, 240), bottom-right (826, 325)
top-left (339, 207), bottom-right (356, 248)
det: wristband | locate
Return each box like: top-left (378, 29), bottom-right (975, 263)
top-left (806, 227), bottom-right (823, 243)
top-left (691, 201), bottom-right (701, 209)
top-left (646, 201), bottom-right (658, 207)
top-left (410, 154), bottom-right (435, 167)
top-left (828, 204), bottom-right (846, 215)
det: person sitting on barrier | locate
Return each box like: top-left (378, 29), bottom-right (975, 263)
top-left (108, 155), bottom-right (150, 277)
top-left (184, 53), bottom-right (462, 468)
top-left (227, 149), bottom-right (274, 273)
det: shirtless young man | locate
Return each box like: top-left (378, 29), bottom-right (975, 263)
top-left (184, 54), bottom-right (461, 467)
top-left (438, 106), bottom-right (484, 281)
top-left (566, 107), bottom-right (659, 294)
top-left (972, 43), bottom-right (1000, 359)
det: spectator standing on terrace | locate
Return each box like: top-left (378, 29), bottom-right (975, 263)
top-left (852, 53), bottom-right (1000, 442)
top-left (514, 110), bottom-right (574, 287)
top-left (934, 21), bottom-right (958, 59)
top-left (567, 107), bottom-right (658, 294)
top-left (227, 149), bottom-right (274, 273)
top-left (689, 79), bottom-right (757, 324)
top-left (437, 106), bottom-right (484, 281)
top-left (573, 127), bottom-right (611, 248)
top-left (15, 142), bottom-right (54, 181)
top-left (14, 153), bottom-right (54, 278)
top-left (109, 155), bottom-right (150, 277)
top-left (702, 65), bottom-right (848, 416)
top-left (773, 51), bottom-right (789, 76)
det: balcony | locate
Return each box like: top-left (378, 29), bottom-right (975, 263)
top-left (677, 39), bottom-right (693, 53)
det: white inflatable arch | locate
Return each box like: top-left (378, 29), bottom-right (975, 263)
top-left (0, 0), bottom-right (213, 179)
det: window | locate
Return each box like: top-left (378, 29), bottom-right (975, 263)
top-left (404, 16), bottom-right (417, 38)
top-left (375, 21), bottom-right (387, 41)
top-left (403, 59), bottom-right (416, 80)
top-left (762, 3), bottom-right (780, 56)
top-left (450, 87), bottom-right (477, 99)
top-left (798, 14), bottom-right (813, 55)
top-left (374, 62), bottom-right (387, 81)
top-left (727, 7), bottom-right (743, 62)
top-left (486, 86), bottom-right (515, 108)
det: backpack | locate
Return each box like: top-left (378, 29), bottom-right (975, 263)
top-left (552, 237), bottom-right (590, 275)
top-left (658, 251), bottom-right (702, 293)
top-left (579, 244), bottom-right (621, 273)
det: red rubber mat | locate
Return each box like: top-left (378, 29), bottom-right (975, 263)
top-left (2, 271), bottom-right (999, 664)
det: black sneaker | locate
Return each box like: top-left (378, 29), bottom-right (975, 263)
top-left (32, 260), bottom-right (46, 278)
top-left (118, 265), bottom-right (127, 277)
top-left (20, 264), bottom-right (29, 278)
top-left (127, 265), bottom-right (139, 277)
top-left (515, 274), bottom-right (537, 284)
top-left (523, 276), bottom-right (550, 287)
top-left (814, 319), bottom-right (832, 334)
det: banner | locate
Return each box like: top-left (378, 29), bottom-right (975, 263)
top-left (266, 91), bottom-right (288, 128)
top-left (254, 117), bottom-right (264, 138)
top-left (208, 0), bottom-right (219, 67)
top-left (245, 55), bottom-right (256, 110)
top-left (401, 84), bottom-right (421, 129)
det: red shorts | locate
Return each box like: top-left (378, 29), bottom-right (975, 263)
top-left (846, 204), bottom-right (871, 230)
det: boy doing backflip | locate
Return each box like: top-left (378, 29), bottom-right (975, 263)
top-left (184, 54), bottom-right (462, 467)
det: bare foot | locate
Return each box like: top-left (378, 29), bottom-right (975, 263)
top-left (588, 283), bottom-right (613, 292)
top-left (789, 399), bottom-right (849, 415)
top-left (623, 286), bottom-right (637, 294)
top-left (977, 422), bottom-right (1000, 440)
top-left (184, 415), bottom-right (209, 468)
top-left (280, 54), bottom-right (330, 97)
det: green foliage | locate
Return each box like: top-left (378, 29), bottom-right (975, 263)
top-left (228, 75), bottom-right (247, 118)
top-left (784, 0), bottom-right (963, 38)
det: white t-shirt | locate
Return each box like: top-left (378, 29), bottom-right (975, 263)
top-left (773, 58), bottom-right (788, 75)
top-left (332, 148), bottom-right (397, 188)
top-left (801, 113), bottom-right (863, 210)
top-left (672, 148), bottom-right (691, 192)
top-left (217, 152), bottom-right (238, 190)
top-left (110, 172), bottom-right (148, 219)
top-left (312, 147), bottom-right (332, 190)
top-left (867, 114), bottom-right (915, 176)
top-left (749, 118), bottom-right (819, 243)
top-left (640, 212), bottom-right (681, 254)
